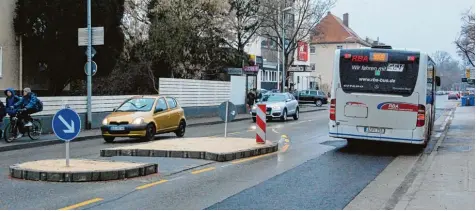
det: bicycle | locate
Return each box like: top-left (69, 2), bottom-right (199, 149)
top-left (4, 110), bottom-right (42, 143)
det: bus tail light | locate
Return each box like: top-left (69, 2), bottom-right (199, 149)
top-left (330, 99), bottom-right (336, 121)
top-left (416, 104), bottom-right (425, 127)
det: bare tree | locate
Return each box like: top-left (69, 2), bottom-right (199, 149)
top-left (223, 0), bottom-right (262, 55)
top-left (122, 0), bottom-right (150, 43)
top-left (433, 51), bottom-right (463, 90)
top-left (455, 8), bottom-right (475, 67)
top-left (259, 0), bottom-right (335, 72)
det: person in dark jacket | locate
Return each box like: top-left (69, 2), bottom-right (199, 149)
top-left (0, 100), bottom-right (4, 139)
top-left (246, 89), bottom-right (256, 112)
top-left (5, 88), bottom-right (23, 139)
top-left (5, 88), bottom-right (21, 117)
top-left (14, 88), bottom-right (41, 128)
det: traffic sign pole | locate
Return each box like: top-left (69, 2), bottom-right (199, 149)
top-left (86, 0), bottom-right (92, 129)
top-left (225, 100), bottom-right (229, 137)
top-left (52, 108), bottom-right (81, 167)
top-left (66, 141), bottom-right (70, 167)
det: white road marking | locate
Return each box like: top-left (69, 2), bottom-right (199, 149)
top-left (434, 132), bottom-right (441, 138)
top-left (221, 164), bottom-right (233, 168)
top-left (167, 176), bottom-right (184, 181)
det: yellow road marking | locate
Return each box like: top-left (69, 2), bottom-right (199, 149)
top-left (231, 152), bottom-right (276, 164)
top-left (59, 198), bottom-right (103, 210)
top-left (191, 167), bottom-right (216, 174)
top-left (135, 180), bottom-right (168, 190)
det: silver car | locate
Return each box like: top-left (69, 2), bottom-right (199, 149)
top-left (251, 92), bottom-right (299, 122)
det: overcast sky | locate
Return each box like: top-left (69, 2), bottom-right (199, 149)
top-left (331, 0), bottom-right (474, 61)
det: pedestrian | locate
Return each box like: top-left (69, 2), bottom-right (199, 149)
top-left (0, 100), bottom-right (5, 139)
top-left (5, 88), bottom-right (21, 118)
top-left (246, 89), bottom-right (256, 112)
top-left (4, 88), bottom-right (21, 139)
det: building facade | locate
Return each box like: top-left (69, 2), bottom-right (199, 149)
top-left (0, 0), bottom-right (19, 92)
top-left (310, 12), bottom-right (385, 93)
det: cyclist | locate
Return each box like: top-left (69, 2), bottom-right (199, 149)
top-left (14, 88), bottom-right (42, 129)
top-left (4, 88), bottom-right (21, 138)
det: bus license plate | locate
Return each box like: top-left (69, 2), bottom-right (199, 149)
top-left (110, 126), bottom-right (125, 131)
top-left (365, 127), bottom-right (384, 134)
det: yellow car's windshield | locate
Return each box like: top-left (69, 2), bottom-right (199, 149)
top-left (116, 98), bottom-right (155, 112)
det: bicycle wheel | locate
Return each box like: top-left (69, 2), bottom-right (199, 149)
top-left (28, 119), bottom-right (43, 140)
top-left (4, 123), bottom-right (15, 143)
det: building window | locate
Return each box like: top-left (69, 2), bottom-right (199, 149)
top-left (310, 63), bottom-right (316, 71)
top-left (336, 45), bottom-right (343, 49)
top-left (310, 46), bottom-right (316, 54)
top-left (261, 70), bottom-right (265, 81)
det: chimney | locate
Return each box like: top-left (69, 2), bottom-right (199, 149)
top-left (343, 13), bottom-right (349, 27)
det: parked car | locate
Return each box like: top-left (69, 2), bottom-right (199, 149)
top-left (100, 96), bottom-right (186, 143)
top-left (448, 93), bottom-right (459, 100)
top-left (293, 90), bottom-right (328, 107)
top-left (251, 92), bottom-right (299, 122)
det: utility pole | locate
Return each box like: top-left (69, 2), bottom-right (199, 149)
top-left (281, 11), bottom-right (286, 93)
top-left (86, 0), bottom-right (92, 129)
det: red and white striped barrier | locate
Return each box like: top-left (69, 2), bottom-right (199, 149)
top-left (256, 104), bottom-right (266, 144)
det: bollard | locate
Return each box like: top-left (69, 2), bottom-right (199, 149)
top-left (256, 104), bottom-right (266, 144)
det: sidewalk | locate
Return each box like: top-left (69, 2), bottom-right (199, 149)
top-left (0, 106), bottom-right (327, 152)
top-left (394, 106), bottom-right (475, 210)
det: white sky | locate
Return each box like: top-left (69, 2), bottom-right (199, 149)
top-left (331, 0), bottom-right (474, 61)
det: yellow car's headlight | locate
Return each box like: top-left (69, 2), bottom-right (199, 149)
top-left (102, 118), bottom-right (108, 125)
top-left (132, 117), bottom-right (144, 125)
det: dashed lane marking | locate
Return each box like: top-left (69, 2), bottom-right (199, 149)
top-left (191, 167), bottom-right (216, 175)
top-left (135, 180), bottom-right (168, 190)
top-left (59, 198), bottom-right (104, 210)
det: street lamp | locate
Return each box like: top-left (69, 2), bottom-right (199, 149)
top-left (280, 6), bottom-right (292, 92)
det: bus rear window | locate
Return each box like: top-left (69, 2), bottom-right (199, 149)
top-left (339, 50), bottom-right (419, 97)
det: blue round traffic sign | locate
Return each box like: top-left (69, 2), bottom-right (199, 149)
top-left (52, 108), bottom-right (81, 141)
top-left (218, 101), bottom-right (237, 122)
top-left (84, 61), bottom-right (98, 76)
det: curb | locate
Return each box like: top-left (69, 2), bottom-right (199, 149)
top-left (383, 107), bottom-right (456, 209)
top-left (0, 108), bottom-right (325, 153)
top-left (100, 144), bottom-right (279, 162)
top-left (9, 163), bottom-right (158, 182)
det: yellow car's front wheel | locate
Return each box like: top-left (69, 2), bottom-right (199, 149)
top-left (175, 120), bottom-right (186, 137)
top-left (104, 137), bottom-right (115, 143)
top-left (143, 124), bottom-right (156, 141)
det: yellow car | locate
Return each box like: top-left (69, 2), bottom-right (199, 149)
top-left (100, 96), bottom-right (186, 143)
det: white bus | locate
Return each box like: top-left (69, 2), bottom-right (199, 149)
top-left (328, 46), bottom-right (441, 146)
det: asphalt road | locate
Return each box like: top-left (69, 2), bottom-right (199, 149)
top-left (0, 96), bottom-right (456, 210)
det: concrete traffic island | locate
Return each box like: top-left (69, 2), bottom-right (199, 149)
top-left (9, 159), bottom-right (158, 182)
top-left (100, 137), bottom-right (278, 162)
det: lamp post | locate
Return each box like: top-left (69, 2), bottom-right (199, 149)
top-left (281, 6), bottom-right (292, 93)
